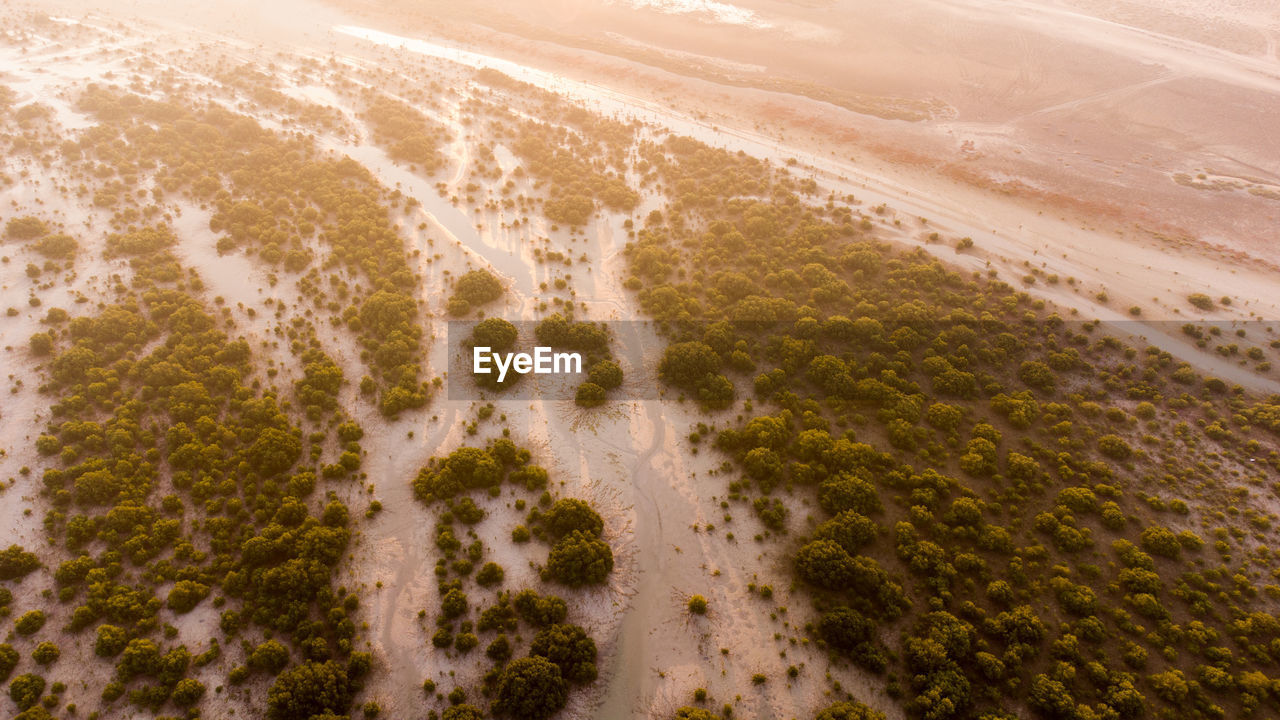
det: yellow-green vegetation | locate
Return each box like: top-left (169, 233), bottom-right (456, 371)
top-left (1187, 293), bottom-right (1216, 311)
top-left (361, 93), bottom-right (450, 173)
top-left (0, 74), bottom-right (425, 719)
top-left (485, 89), bottom-right (639, 226)
top-left (411, 442), bottom-right (611, 718)
top-left (623, 133), bottom-right (1280, 720)
top-left (214, 64), bottom-right (348, 133)
top-left (5, 217), bottom-right (50, 241)
top-left (687, 595), bottom-right (709, 615)
top-left (7, 23), bottom-right (1280, 720)
top-left (74, 85), bottom-right (429, 417)
top-left (449, 269), bottom-right (505, 317)
top-left (534, 314), bottom-right (622, 406)
top-left (28, 222), bottom-right (368, 718)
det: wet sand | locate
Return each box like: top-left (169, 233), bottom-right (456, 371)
top-left (5, 1), bottom-right (1280, 718)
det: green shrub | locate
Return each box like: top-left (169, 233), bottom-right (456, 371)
top-left (513, 590), bottom-right (568, 627)
top-left (545, 531), bottom-right (614, 587)
top-left (1098, 434), bottom-right (1133, 460)
top-left (8, 673), bottom-right (45, 710)
top-left (27, 333), bottom-right (53, 356)
top-left (531, 623), bottom-right (598, 684)
top-left (266, 660), bottom-right (352, 720)
top-left (544, 498), bottom-right (604, 539)
top-left (166, 580), bottom-right (210, 613)
top-left (687, 595), bottom-right (708, 615)
top-left (1140, 526), bottom-right (1181, 559)
top-left (14, 611), bottom-right (45, 636)
top-left (587, 359), bottom-right (623, 390)
top-left (574, 382), bottom-right (607, 407)
top-left (0, 546), bottom-right (40, 580)
top-left (31, 643), bottom-right (59, 666)
top-left (1187, 293), bottom-right (1214, 311)
top-left (476, 562), bottom-right (505, 587)
top-left (249, 640), bottom-right (290, 673)
top-left (443, 705), bottom-right (485, 720)
top-left (441, 588), bottom-right (468, 619)
top-left (454, 632), bottom-right (479, 653)
top-left (94, 625), bottom-right (128, 657)
top-left (5, 217), bottom-right (48, 240)
top-left (1018, 361), bottom-right (1056, 392)
top-left (0, 644), bottom-right (18, 682)
top-left (32, 233), bottom-right (77, 260)
top-left (485, 635), bottom-right (512, 663)
top-left (171, 678), bottom-right (206, 706)
top-left (470, 317), bottom-right (518, 350)
top-left (451, 270), bottom-right (503, 310)
top-left (492, 656), bottom-right (567, 720)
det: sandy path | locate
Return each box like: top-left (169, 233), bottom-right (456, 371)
top-left (595, 370), bottom-right (671, 717)
top-left (299, 74), bottom-right (656, 713)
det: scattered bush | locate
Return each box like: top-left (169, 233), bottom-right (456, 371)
top-left (14, 611), bottom-right (45, 636)
top-left (545, 531), bottom-right (614, 587)
top-left (491, 656), bottom-right (567, 720)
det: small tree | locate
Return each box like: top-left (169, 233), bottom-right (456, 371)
top-left (1187, 293), bottom-right (1214, 311)
top-left (8, 673), bottom-right (45, 710)
top-left (492, 656), bottom-right (567, 720)
top-left (513, 590), bottom-right (568, 626)
top-left (441, 588), bottom-right (468, 619)
top-left (14, 611), bottom-right (45, 636)
top-left (451, 270), bottom-right (504, 312)
top-left (266, 660), bottom-right (352, 720)
top-left (1098, 434), bottom-right (1133, 460)
top-left (544, 499), bottom-right (604, 539)
top-left (530, 623), bottom-right (598, 684)
top-left (476, 562), bottom-right (505, 587)
top-left (95, 625), bottom-right (128, 657)
top-left (1140, 526), bottom-right (1181, 559)
top-left (249, 640), bottom-right (290, 673)
top-left (819, 607), bottom-right (873, 651)
top-left (171, 678), bottom-right (206, 706)
top-left (687, 595), bottom-right (709, 615)
top-left (470, 317), bottom-right (518, 351)
top-left (167, 580), bottom-right (210, 613)
top-left (658, 342), bottom-right (720, 390)
top-left (795, 540), bottom-right (856, 590)
top-left (574, 382), bottom-right (607, 407)
top-left (545, 531), bottom-right (614, 587)
top-left (1018, 361), bottom-right (1056, 392)
top-left (31, 643), bottom-right (59, 665)
top-left (5, 217), bottom-right (48, 240)
top-left (485, 635), bottom-right (512, 663)
top-left (0, 546), bottom-right (39, 581)
top-left (587, 359), bottom-right (623, 390)
top-left (28, 333), bottom-right (53, 357)
top-left (0, 645), bottom-right (18, 682)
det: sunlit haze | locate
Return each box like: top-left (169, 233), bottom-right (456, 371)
top-left (0, 1), bottom-right (1278, 719)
